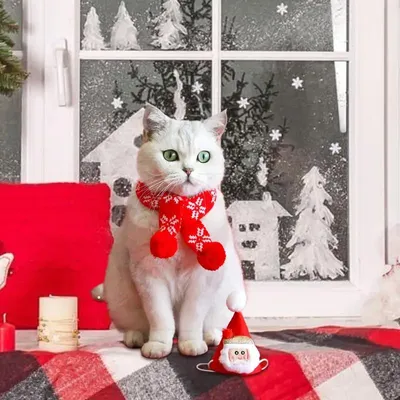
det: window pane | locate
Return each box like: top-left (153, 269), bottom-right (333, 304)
top-left (4, 0), bottom-right (22, 50)
top-left (222, 60), bottom-right (348, 281)
top-left (80, 59), bottom-right (211, 228)
top-left (80, 0), bottom-right (211, 51)
top-left (0, 93), bottom-right (22, 182)
top-left (222, 0), bottom-right (348, 51)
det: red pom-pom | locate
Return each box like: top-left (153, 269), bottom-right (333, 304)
top-left (222, 328), bottom-right (234, 340)
top-left (197, 242), bottom-right (226, 271)
top-left (150, 230), bottom-right (178, 258)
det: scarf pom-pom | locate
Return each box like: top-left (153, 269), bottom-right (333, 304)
top-left (197, 242), bottom-right (226, 271)
top-left (150, 231), bottom-right (178, 259)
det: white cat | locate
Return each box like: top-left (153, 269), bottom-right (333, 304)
top-left (104, 104), bottom-right (246, 359)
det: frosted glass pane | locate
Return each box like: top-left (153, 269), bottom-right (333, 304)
top-left (222, 0), bottom-right (348, 51)
top-left (80, 0), bottom-right (211, 51)
top-left (0, 93), bottom-right (22, 182)
top-left (222, 61), bottom-right (348, 281)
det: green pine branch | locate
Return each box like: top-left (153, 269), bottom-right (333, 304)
top-left (0, 0), bottom-right (28, 96)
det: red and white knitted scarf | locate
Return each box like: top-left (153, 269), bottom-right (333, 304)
top-left (136, 181), bottom-right (226, 271)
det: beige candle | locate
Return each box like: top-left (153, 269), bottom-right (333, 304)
top-left (38, 296), bottom-right (79, 352)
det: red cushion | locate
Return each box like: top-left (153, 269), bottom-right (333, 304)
top-left (0, 183), bottom-right (113, 329)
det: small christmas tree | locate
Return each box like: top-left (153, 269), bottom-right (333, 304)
top-left (0, 0), bottom-right (28, 96)
top-left (151, 0), bottom-right (187, 50)
top-left (110, 1), bottom-right (140, 50)
top-left (81, 7), bottom-right (106, 50)
top-left (281, 166), bottom-right (346, 280)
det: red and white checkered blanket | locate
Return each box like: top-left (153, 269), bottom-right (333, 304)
top-left (1, 327), bottom-right (399, 399)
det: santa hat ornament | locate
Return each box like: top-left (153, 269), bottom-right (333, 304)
top-left (197, 291), bottom-right (268, 376)
top-left (0, 253), bottom-right (14, 291)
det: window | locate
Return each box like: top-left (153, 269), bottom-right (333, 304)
top-left (28, 0), bottom-right (385, 317)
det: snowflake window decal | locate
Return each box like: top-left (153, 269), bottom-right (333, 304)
top-left (191, 81), bottom-right (204, 95)
top-left (269, 129), bottom-right (282, 141)
top-left (292, 77), bottom-right (304, 90)
top-left (329, 143), bottom-right (342, 155)
top-left (277, 3), bottom-right (288, 16)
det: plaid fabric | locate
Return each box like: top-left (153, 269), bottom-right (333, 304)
top-left (1, 327), bottom-right (399, 400)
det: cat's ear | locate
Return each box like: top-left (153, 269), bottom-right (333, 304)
top-left (142, 103), bottom-right (169, 142)
top-left (204, 110), bottom-right (228, 140)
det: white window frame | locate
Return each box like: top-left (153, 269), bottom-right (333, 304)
top-left (24, 0), bottom-right (385, 318)
top-left (20, 0), bottom-right (45, 183)
top-left (386, 0), bottom-right (400, 265)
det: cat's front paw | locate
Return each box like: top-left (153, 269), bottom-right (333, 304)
top-left (123, 331), bottom-right (145, 348)
top-left (141, 341), bottom-right (172, 359)
top-left (204, 329), bottom-right (222, 346)
top-left (178, 340), bottom-right (208, 356)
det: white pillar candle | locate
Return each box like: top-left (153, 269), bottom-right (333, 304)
top-left (38, 296), bottom-right (79, 352)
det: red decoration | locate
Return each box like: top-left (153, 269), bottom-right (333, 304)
top-left (222, 328), bottom-right (234, 339)
top-left (0, 183), bottom-right (113, 329)
top-left (150, 230), bottom-right (178, 259)
top-left (136, 182), bottom-right (226, 271)
top-left (197, 242), bottom-right (226, 271)
top-left (0, 314), bottom-right (15, 352)
top-left (198, 311), bottom-right (268, 376)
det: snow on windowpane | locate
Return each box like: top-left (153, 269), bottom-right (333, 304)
top-left (222, 0), bottom-right (348, 52)
top-left (0, 93), bottom-right (21, 182)
top-left (80, 0), bottom-right (211, 51)
top-left (222, 60), bottom-right (348, 281)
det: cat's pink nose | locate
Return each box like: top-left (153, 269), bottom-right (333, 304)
top-left (183, 168), bottom-right (193, 176)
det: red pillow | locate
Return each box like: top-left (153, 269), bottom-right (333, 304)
top-left (0, 183), bottom-right (113, 329)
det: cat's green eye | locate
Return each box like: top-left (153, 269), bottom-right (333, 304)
top-left (197, 151), bottom-right (211, 163)
top-left (163, 150), bottom-right (179, 162)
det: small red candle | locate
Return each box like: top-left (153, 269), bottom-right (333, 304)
top-left (0, 313), bottom-right (15, 352)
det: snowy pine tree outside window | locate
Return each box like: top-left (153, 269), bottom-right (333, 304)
top-left (281, 167), bottom-right (346, 280)
top-left (110, 1), bottom-right (140, 50)
top-left (151, 0), bottom-right (188, 50)
top-left (82, 7), bottom-right (106, 50)
top-left (37, 0), bottom-right (385, 318)
top-left (79, 0), bottom-right (211, 51)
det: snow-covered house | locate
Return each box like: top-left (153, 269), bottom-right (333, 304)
top-left (83, 108), bottom-right (144, 230)
top-left (227, 192), bottom-right (291, 280)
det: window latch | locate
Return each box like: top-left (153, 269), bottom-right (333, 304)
top-left (54, 38), bottom-right (69, 107)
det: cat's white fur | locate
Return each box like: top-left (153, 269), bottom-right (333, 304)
top-left (104, 104), bottom-right (245, 359)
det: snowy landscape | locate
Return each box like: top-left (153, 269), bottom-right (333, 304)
top-left (78, 0), bottom-right (349, 282)
top-left (81, 0), bottom-right (211, 51)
